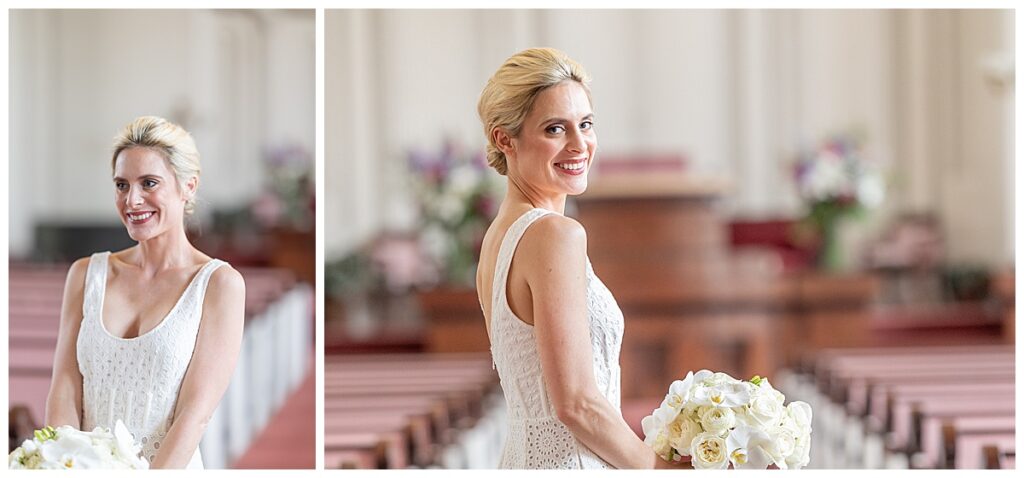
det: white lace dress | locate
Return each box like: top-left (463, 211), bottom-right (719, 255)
top-left (76, 251), bottom-right (226, 469)
top-left (487, 208), bottom-right (625, 469)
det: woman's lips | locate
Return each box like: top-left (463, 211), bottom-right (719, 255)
top-left (126, 211), bottom-right (156, 224)
top-left (554, 159), bottom-right (587, 176)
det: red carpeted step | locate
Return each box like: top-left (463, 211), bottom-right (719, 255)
top-left (232, 362), bottom-right (316, 469)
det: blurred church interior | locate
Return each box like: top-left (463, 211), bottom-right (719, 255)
top-left (8, 10), bottom-right (316, 468)
top-left (323, 9), bottom-right (1015, 469)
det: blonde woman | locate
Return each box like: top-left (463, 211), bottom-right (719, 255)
top-left (45, 116), bottom-right (246, 469)
top-left (475, 48), bottom-right (679, 469)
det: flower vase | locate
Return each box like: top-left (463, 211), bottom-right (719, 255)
top-left (817, 218), bottom-right (843, 272)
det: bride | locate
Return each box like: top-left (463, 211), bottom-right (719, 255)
top-left (44, 116), bottom-right (246, 469)
top-left (475, 48), bottom-right (679, 469)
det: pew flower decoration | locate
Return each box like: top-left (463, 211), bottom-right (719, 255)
top-left (641, 371), bottom-right (812, 469)
top-left (8, 420), bottom-right (149, 469)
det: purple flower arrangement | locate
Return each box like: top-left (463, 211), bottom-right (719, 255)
top-left (408, 138), bottom-right (504, 286)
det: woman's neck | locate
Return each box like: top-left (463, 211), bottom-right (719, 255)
top-left (129, 226), bottom-right (196, 277)
top-left (507, 177), bottom-right (566, 215)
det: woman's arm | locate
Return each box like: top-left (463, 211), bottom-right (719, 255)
top-left (518, 215), bottom-right (669, 469)
top-left (44, 257), bottom-right (90, 429)
top-left (149, 265), bottom-right (245, 469)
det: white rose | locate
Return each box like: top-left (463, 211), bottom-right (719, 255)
top-left (667, 415), bottom-right (703, 455)
top-left (787, 401), bottom-right (813, 433)
top-left (700, 406), bottom-right (736, 436)
top-left (746, 393), bottom-right (785, 428)
top-left (764, 426), bottom-right (797, 469)
top-left (786, 430), bottom-right (812, 469)
top-left (20, 439), bottom-right (38, 454)
top-left (641, 413), bottom-right (674, 460)
top-left (690, 432), bottom-right (729, 469)
top-left (9, 447), bottom-right (27, 469)
top-left (755, 378), bottom-right (786, 405)
top-left (778, 411), bottom-right (803, 439)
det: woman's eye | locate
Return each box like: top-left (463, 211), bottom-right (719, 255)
top-left (143, 179), bottom-right (158, 189)
top-left (581, 120), bottom-right (594, 130)
top-left (546, 125), bottom-right (565, 134)
top-left (115, 182), bottom-right (128, 191)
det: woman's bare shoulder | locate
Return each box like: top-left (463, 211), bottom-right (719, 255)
top-left (64, 256), bottom-right (94, 287)
top-left (58, 256), bottom-right (94, 317)
top-left (207, 264), bottom-right (246, 306)
top-left (209, 264), bottom-right (245, 295)
top-left (520, 213), bottom-right (587, 249)
top-left (515, 213), bottom-right (588, 273)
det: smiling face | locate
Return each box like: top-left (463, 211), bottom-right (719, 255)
top-left (113, 147), bottom-right (195, 242)
top-left (504, 80), bottom-right (596, 197)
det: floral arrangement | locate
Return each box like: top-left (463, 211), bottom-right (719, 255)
top-left (641, 370), bottom-right (812, 469)
top-left (408, 139), bottom-right (504, 287)
top-left (9, 420), bottom-right (149, 469)
top-left (252, 143), bottom-right (315, 231)
top-left (793, 132), bottom-right (884, 269)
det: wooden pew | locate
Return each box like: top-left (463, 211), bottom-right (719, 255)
top-left (938, 416), bottom-right (1016, 469)
top-left (325, 449), bottom-right (380, 469)
top-left (954, 434), bottom-right (1015, 469)
top-left (323, 431), bottom-right (407, 468)
top-left (798, 345), bottom-right (1014, 469)
top-left (809, 346), bottom-right (1013, 410)
top-left (323, 354), bottom-right (498, 469)
top-left (890, 392), bottom-right (1014, 455)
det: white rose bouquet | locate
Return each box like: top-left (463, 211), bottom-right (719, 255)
top-left (641, 370), bottom-right (812, 469)
top-left (8, 420), bottom-right (149, 469)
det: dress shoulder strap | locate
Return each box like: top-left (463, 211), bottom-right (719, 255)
top-left (82, 251), bottom-right (111, 321)
top-left (186, 259), bottom-right (228, 311)
top-left (490, 208), bottom-right (555, 321)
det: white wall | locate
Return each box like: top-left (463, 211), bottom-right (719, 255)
top-left (324, 9), bottom-right (1014, 268)
top-left (9, 9), bottom-right (315, 258)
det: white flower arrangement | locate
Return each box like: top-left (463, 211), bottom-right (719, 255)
top-left (8, 420), bottom-right (149, 469)
top-left (642, 370), bottom-right (812, 469)
top-left (408, 140), bottom-right (504, 286)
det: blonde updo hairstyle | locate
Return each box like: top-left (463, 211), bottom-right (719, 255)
top-left (111, 116), bottom-right (201, 215)
top-left (477, 48), bottom-right (592, 175)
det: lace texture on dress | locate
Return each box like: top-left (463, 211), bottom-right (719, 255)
top-left (488, 208), bottom-right (625, 469)
top-left (77, 251), bottom-right (225, 469)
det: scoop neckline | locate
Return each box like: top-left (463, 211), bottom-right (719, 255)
top-left (96, 252), bottom-right (218, 341)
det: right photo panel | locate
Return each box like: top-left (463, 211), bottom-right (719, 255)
top-left (323, 9), bottom-right (1015, 470)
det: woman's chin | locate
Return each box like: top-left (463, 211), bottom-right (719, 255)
top-left (125, 226), bottom-right (157, 243)
top-left (564, 178), bottom-right (588, 196)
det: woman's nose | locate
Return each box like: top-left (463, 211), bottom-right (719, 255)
top-left (126, 187), bottom-right (144, 207)
top-left (567, 130), bottom-right (587, 154)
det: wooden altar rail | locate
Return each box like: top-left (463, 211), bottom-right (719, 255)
top-left (8, 264), bottom-right (309, 468)
top-left (323, 354), bottom-right (497, 469)
top-left (802, 345), bottom-right (1014, 469)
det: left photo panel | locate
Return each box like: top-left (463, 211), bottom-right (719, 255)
top-left (9, 9), bottom-right (315, 469)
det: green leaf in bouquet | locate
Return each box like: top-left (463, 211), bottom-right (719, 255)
top-left (749, 375), bottom-right (763, 386)
top-left (34, 426), bottom-right (57, 442)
